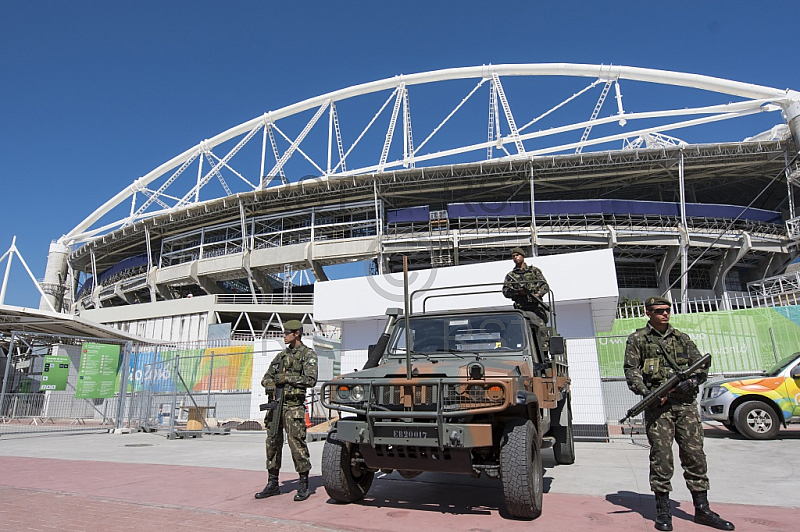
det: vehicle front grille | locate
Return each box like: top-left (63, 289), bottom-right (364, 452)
top-left (369, 383), bottom-right (505, 411)
top-left (442, 384), bottom-right (505, 411)
top-left (373, 384), bottom-right (437, 406)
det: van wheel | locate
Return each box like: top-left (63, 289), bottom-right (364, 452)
top-left (733, 401), bottom-right (780, 440)
top-left (321, 432), bottom-right (374, 502)
top-left (500, 419), bottom-right (543, 519)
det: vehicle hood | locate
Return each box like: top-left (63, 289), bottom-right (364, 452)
top-left (705, 375), bottom-right (765, 388)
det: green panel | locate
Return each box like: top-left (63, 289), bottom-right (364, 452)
top-left (75, 343), bottom-right (121, 399)
top-left (41, 355), bottom-right (70, 391)
top-left (596, 306), bottom-right (800, 377)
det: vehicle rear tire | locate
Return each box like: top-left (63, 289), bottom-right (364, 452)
top-left (321, 432), bottom-right (374, 502)
top-left (500, 418), bottom-right (543, 519)
top-left (553, 405), bottom-right (576, 465)
top-left (733, 401), bottom-right (780, 440)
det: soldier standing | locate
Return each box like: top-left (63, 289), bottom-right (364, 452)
top-left (502, 247), bottom-right (550, 327)
top-left (624, 297), bottom-right (734, 531)
top-left (255, 320), bottom-right (318, 502)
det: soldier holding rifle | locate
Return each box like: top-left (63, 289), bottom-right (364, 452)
top-left (624, 297), bottom-right (733, 531)
top-left (255, 320), bottom-right (318, 502)
top-left (502, 247), bottom-right (549, 327)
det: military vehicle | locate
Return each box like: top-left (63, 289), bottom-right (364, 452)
top-left (319, 284), bottom-right (574, 519)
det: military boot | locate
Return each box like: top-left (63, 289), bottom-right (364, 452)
top-left (254, 469), bottom-right (281, 499)
top-left (294, 471), bottom-right (310, 501)
top-left (692, 490), bottom-right (735, 530)
top-left (653, 491), bottom-right (673, 531)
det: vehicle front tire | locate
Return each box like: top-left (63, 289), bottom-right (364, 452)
top-left (733, 400), bottom-right (780, 440)
top-left (500, 418), bottom-right (543, 519)
top-left (321, 432), bottom-right (374, 502)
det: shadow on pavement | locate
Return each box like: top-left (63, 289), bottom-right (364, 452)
top-left (319, 470), bottom-right (554, 520)
top-left (605, 491), bottom-right (696, 526)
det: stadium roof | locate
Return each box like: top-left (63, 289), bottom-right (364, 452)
top-left (0, 304), bottom-right (148, 342)
top-left (70, 140), bottom-right (792, 273)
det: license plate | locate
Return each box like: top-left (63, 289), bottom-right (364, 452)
top-left (373, 425), bottom-right (438, 440)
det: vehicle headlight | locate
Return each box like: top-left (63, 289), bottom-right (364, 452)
top-left (466, 385), bottom-right (483, 400)
top-left (709, 386), bottom-right (728, 399)
top-left (465, 384), bottom-right (504, 402)
top-left (486, 385), bottom-right (504, 401)
top-left (336, 385), bottom-right (351, 401)
top-left (351, 385), bottom-right (365, 402)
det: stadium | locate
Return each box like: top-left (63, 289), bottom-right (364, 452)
top-left (35, 63), bottom-right (800, 342)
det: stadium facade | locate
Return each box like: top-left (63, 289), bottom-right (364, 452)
top-left (36, 64), bottom-right (800, 342)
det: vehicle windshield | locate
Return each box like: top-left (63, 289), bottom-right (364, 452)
top-left (764, 352), bottom-right (800, 377)
top-left (387, 313), bottom-right (528, 356)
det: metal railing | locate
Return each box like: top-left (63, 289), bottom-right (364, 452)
top-left (215, 293), bottom-right (313, 305)
top-left (748, 270), bottom-right (800, 297)
top-left (616, 291), bottom-right (800, 319)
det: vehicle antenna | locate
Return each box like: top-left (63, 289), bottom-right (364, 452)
top-left (403, 255), bottom-right (412, 380)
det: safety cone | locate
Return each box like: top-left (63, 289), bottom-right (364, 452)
top-left (304, 408), bottom-right (312, 428)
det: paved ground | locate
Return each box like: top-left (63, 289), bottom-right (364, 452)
top-left (0, 423), bottom-right (797, 531)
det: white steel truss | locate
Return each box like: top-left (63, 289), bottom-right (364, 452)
top-left (62, 63), bottom-right (800, 247)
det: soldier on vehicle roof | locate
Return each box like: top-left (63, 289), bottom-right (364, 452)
top-left (624, 296), bottom-right (734, 531)
top-left (255, 319), bottom-right (318, 502)
top-left (502, 247), bottom-right (549, 327)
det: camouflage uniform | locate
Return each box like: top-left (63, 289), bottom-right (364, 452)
top-left (262, 342), bottom-right (318, 473)
top-left (502, 265), bottom-right (550, 326)
top-left (624, 323), bottom-right (709, 493)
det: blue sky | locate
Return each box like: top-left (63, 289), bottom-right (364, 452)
top-left (1, 1), bottom-right (798, 307)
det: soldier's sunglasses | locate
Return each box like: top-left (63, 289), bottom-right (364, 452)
top-left (650, 308), bottom-right (671, 315)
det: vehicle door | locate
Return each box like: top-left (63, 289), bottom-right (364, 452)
top-left (785, 358), bottom-right (800, 421)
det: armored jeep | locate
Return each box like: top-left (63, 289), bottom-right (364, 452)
top-left (319, 294), bottom-right (574, 519)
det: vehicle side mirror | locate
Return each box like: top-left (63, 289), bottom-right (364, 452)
top-left (549, 335), bottom-right (566, 356)
top-left (790, 365), bottom-right (800, 379)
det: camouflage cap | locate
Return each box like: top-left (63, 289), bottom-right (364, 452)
top-left (644, 296), bottom-right (671, 308)
top-left (511, 247), bottom-right (526, 257)
top-left (283, 320), bottom-right (304, 332)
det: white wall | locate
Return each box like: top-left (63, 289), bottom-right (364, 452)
top-left (341, 319), bottom-right (384, 351)
top-left (315, 248), bottom-right (619, 338)
top-left (565, 338), bottom-right (607, 425)
top-left (554, 302), bottom-right (595, 338)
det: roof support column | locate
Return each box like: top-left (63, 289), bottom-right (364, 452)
top-left (784, 99), bottom-right (800, 155)
top-left (678, 151), bottom-right (688, 312)
top-left (239, 200), bottom-right (258, 303)
top-left (90, 249), bottom-right (101, 309)
top-left (657, 245), bottom-right (680, 300)
top-left (530, 164), bottom-right (538, 257)
top-left (244, 252), bottom-right (273, 293)
top-left (710, 233), bottom-right (751, 310)
top-left (145, 228), bottom-right (158, 303)
top-left (754, 252), bottom-right (790, 283)
top-left (374, 180), bottom-right (384, 275)
top-left (191, 263), bottom-right (223, 295)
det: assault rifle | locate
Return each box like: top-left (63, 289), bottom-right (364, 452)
top-left (508, 280), bottom-right (551, 312)
top-left (620, 353), bottom-right (711, 424)
top-left (260, 356), bottom-right (286, 434)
